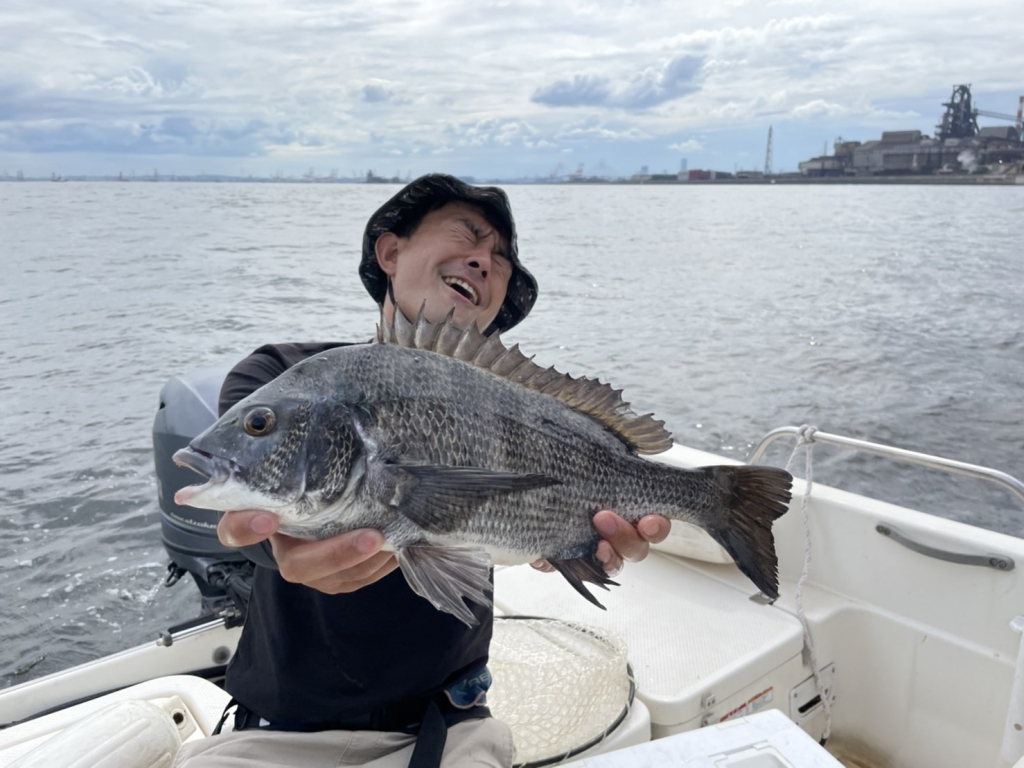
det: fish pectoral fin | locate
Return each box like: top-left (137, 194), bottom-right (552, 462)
top-left (396, 545), bottom-right (493, 628)
top-left (388, 464), bottom-right (560, 533)
top-left (547, 552), bottom-right (619, 610)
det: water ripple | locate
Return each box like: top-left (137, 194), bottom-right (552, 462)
top-left (1, 181), bottom-right (1021, 687)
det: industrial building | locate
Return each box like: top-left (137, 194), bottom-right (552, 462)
top-left (799, 85), bottom-right (1023, 177)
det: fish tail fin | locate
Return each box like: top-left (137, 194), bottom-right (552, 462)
top-left (700, 465), bottom-right (792, 600)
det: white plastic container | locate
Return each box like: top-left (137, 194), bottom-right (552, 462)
top-left (560, 709), bottom-right (842, 767)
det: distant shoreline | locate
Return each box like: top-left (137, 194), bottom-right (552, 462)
top-left (615, 175), bottom-right (1024, 186)
top-left (3, 174), bottom-right (1022, 186)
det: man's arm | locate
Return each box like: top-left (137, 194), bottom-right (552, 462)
top-left (219, 510), bottom-right (398, 593)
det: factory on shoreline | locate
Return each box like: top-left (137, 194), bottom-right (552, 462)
top-left (797, 85), bottom-right (1023, 178)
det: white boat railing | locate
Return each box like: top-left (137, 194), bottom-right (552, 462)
top-left (747, 425), bottom-right (1024, 571)
top-left (746, 425), bottom-right (1024, 506)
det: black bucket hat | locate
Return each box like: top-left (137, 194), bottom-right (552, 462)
top-left (360, 173), bottom-right (538, 334)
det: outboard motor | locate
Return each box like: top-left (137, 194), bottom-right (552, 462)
top-left (153, 366), bottom-right (252, 625)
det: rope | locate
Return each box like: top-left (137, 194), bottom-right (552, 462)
top-left (783, 424), bottom-right (832, 743)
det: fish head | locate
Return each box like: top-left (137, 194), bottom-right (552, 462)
top-left (172, 375), bottom-right (366, 522)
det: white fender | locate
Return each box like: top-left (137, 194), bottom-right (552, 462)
top-left (9, 697), bottom-right (193, 768)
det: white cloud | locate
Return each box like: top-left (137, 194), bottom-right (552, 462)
top-left (532, 55), bottom-right (705, 110)
top-left (1, 0), bottom-right (1021, 176)
top-left (532, 75), bottom-right (612, 108)
top-left (362, 80), bottom-right (397, 103)
top-left (791, 100), bottom-right (850, 118)
top-left (668, 139), bottom-right (702, 152)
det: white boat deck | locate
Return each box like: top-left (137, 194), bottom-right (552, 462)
top-left (495, 552), bottom-right (805, 731)
top-left (4, 440), bottom-right (1024, 767)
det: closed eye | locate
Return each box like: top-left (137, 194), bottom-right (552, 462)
top-left (457, 217), bottom-right (508, 260)
top-left (459, 217), bottom-right (484, 241)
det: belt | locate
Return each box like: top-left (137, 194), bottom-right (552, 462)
top-left (227, 694), bottom-right (489, 734)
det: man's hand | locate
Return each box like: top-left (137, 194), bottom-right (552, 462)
top-left (217, 510), bottom-right (398, 594)
top-left (531, 511), bottom-right (672, 575)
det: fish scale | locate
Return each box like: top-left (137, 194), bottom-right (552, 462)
top-left (174, 309), bottom-right (793, 626)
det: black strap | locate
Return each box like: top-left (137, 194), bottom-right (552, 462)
top-left (220, 694), bottom-right (481, 768)
top-left (212, 698), bottom-right (237, 736)
top-left (407, 699), bottom-right (447, 768)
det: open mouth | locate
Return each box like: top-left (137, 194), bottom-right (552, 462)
top-left (442, 276), bottom-right (479, 306)
top-left (172, 446), bottom-right (233, 505)
top-left (173, 446), bottom-right (232, 479)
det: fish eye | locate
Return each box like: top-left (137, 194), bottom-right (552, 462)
top-left (243, 407), bottom-right (276, 436)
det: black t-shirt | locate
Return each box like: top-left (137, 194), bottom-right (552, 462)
top-left (219, 342), bottom-right (492, 724)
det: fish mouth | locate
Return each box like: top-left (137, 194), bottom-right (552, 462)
top-left (172, 447), bottom-right (234, 505)
top-left (442, 276), bottom-right (480, 306)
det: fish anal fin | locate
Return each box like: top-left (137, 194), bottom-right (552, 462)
top-left (548, 552), bottom-right (619, 610)
top-left (388, 464), bottom-right (560, 533)
top-left (397, 545), bottom-right (493, 627)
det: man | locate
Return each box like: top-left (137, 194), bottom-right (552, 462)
top-left (174, 174), bottom-right (670, 768)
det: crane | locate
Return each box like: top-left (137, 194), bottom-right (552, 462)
top-left (973, 96), bottom-right (1024, 141)
top-left (975, 108), bottom-right (1020, 121)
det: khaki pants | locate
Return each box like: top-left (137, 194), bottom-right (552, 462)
top-left (172, 717), bottom-right (515, 768)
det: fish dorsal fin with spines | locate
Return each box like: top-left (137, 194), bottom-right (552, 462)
top-left (375, 306), bottom-right (673, 455)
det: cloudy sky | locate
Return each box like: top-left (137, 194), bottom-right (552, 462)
top-left (2, 0), bottom-right (1022, 179)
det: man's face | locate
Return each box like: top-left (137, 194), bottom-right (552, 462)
top-left (375, 202), bottom-right (512, 331)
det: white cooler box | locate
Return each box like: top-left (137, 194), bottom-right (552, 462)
top-left (560, 708), bottom-right (842, 767)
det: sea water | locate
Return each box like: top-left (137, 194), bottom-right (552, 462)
top-left (1, 181), bottom-right (1022, 685)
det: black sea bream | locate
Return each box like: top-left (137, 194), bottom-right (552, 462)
top-left (174, 309), bottom-right (792, 625)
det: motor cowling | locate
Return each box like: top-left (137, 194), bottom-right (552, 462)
top-left (153, 366), bottom-right (252, 617)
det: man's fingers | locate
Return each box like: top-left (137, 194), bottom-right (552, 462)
top-left (595, 540), bottom-right (623, 577)
top-left (271, 529), bottom-right (388, 585)
top-left (530, 559), bottom-right (555, 573)
top-left (593, 510), bottom-right (649, 563)
top-left (218, 510), bottom-right (279, 548)
top-left (304, 555), bottom-right (400, 594)
top-left (638, 515), bottom-right (671, 543)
